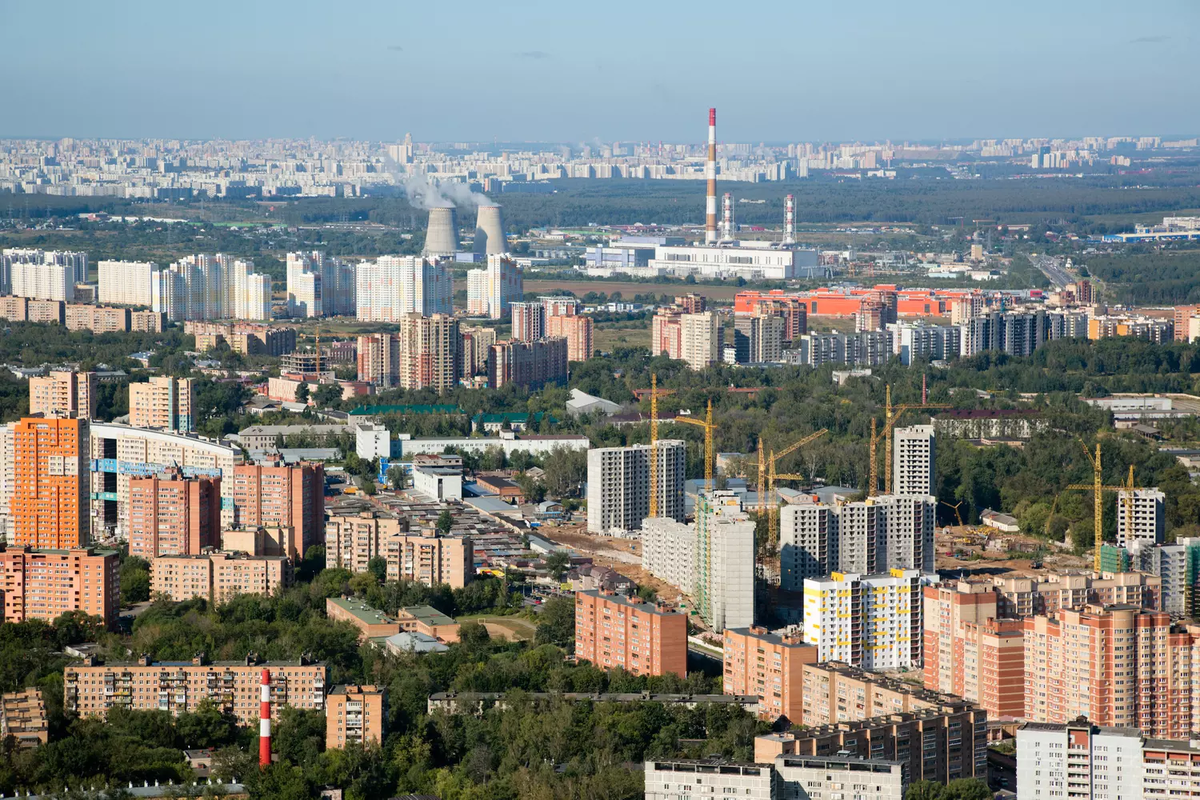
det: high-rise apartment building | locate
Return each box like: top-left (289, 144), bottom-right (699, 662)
top-left (695, 491), bottom-right (756, 632)
top-left (150, 551), bottom-right (292, 604)
top-left (151, 254), bottom-right (272, 322)
top-left (1117, 487), bottom-right (1166, 547)
top-left (465, 255), bottom-right (522, 319)
top-left (733, 312), bottom-right (785, 364)
top-left (722, 625), bottom-right (818, 722)
top-left (3, 249), bottom-right (87, 290)
top-left (356, 332), bottom-right (401, 388)
top-left (11, 416), bottom-right (89, 549)
top-left (127, 470), bottom-right (221, 558)
top-left (1016, 720), bottom-right (1148, 800)
top-left (0, 547), bottom-right (118, 626)
top-left (397, 313), bottom-right (460, 393)
top-left (545, 313), bottom-right (594, 361)
top-left (778, 494), bottom-right (935, 591)
top-left (574, 589), bottom-right (687, 677)
top-left (1022, 605), bottom-right (1200, 738)
top-left (286, 251), bottom-right (355, 318)
top-left (1131, 538), bottom-right (1200, 617)
top-left (586, 441), bottom-right (686, 535)
top-left (64, 656), bottom-right (327, 726)
top-left (459, 326), bottom-right (496, 378)
top-left (326, 685), bottom-right (387, 749)
top-left (231, 460), bottom-right (324, 561)
top-left (98, 260), bottom-right (158, 308)
top-left (892, 425), bottom-right (935, 496)
top-left (510, 301), bottom-right (545, 342)
top-left (681, 311), bottom-right (720, 370)
top-left (129, 376), bottom-right (195, 433)
top-left (29, 370), bottom-right (96, 419)
top-left (921, 580), bottom-right (1025, 719)
top-left (354, 256), bottom-right (451, 322)
top-left (487, 337), bottom-right (568, 390)
top-left (803, 570), bottom-right (931, 671)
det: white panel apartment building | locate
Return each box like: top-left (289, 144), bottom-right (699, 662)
top-left (802, 569), bottom-right (931, 671)
top-left (150, 254), bottom-right (273, 321)
top-left (1016, 720), bottom-right (1170, 800)
top-left (3, 248), bottom-right (87, 296)
top-left (695, 491), bottom-right (755, 632)
top-left (779, 494), bottom-right (935, 592)
top-left (892, 425), bottom-right (935, 496)
top-left (641, 517), bottom-right (695, 596)
top-left (286, 251), bottom-right (355, 318)
top-left (355, 256), bottom-right (452, 322)
top-left (1117, 487), bottom-right (1166, 547)
top-left (465, 255), bottom-right (523, 320)
top-left (98, 260), bottom-right (157, 307)
top-left (680, 311), bottom-right (721, 371)
top-left (586, 441), bottom-right (685, 535)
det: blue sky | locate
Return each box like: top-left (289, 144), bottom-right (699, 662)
top-left (3, 0), bottom-right (1197, 143)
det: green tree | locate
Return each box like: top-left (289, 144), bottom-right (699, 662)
top-left (367, 556), bottom-right (388, 584)
top-left (120, 556), bottom-right (151, 603)
top-left (436, 509), bottom-right (453, 535)
top-left (535, 597), bottom-right (575, 648)
top-left (544, 550), bottom-right (571, 580)
top-left (294, 383), bottom-right (310, 404)
top-left (314, 383), bottom-right (342, 408)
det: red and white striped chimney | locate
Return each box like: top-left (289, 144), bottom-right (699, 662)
top-left (705, 108), bottom-right (718, 245)
top-left (783, 194), bottom-right (796, 245)
top-left (259, 668), bottom-right (271, 768)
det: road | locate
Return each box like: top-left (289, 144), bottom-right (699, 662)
top-left (1029, 254), bottom-right (1074, 289)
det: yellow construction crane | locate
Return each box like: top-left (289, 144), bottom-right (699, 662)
top-left (645, 374), bottom-right (673, 519)
top-left (675, 399), bottom-right (718, 492)
top-left (1063, 442), bottom-right (1150, 572)
top-left (765, 429), bottom-right (828, 548)
top-left (940, 500), bottom-right (965, 527)
top-left (870, 385), bottom-right (950, 496)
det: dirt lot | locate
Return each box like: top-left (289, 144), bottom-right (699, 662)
top-left (551, 525), bottom-right (684, 600)
top-left (934, 526), bottom-right (1090, 575)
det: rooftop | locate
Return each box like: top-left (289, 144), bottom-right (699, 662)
top-left (399, 605), bottom-right (456, 627)
top-left (578, 589), bottom-right (682, 616)
top-left (349, 404), bottom-right (462, 416)
top-left (328, 597), bottom-right (396, 626)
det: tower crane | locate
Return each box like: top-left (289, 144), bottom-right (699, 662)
top-left (645, 374), bottom-right (672, 519)
top-left (870, 385), bottom-right (950, 496)
top-left (940, 500), bottom-right (965, 527)
top-left (764, 429), bottom-right (828, 548)
top-left (1062, 442), bottom-right (1152, 573)
top-left (675, 399), bottom-right (718, 492)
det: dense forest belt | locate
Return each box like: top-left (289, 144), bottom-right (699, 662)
top-left (1085, 247), bottom-right (1200, 304)
top-left (6, 174), bottom-right (1200, 234)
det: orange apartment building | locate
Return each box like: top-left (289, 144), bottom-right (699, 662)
top-left (574, 590), bottom-right (687, 677)
top-left (0, 688), bottom-right (48, 747)
top-left (64, 654), bottom-right (326, 725)
top-left (733, 291), bottom-right (808, 341)
top-left (324, 511), bottom-right (473, 588)
top-left (0, 547), bottom-right (120, 626)
top-left (127, 470), bottom-right (221, 558)
top-left (545, 313), bottom-right (594, 362)
top-left (64, 304), bottom-right (130, 334)
top-left (29, 370), bottom-right (97, 419)
top-left (923, 581), bottom-right (1000, 699)
top-left (231, 460), bottom-right (325, 560)
top-left (722, 626), bottom-right (818, 723)
top-left (735, 286), bottom-right (975, 320)
top-left (801, 662), bottom-right (955, 726)
top-left (149, 551), bottom-right (293, 604)
top-left (326, 685), bottom-right (387, 749)
top-left (991, 570), bottom-right (1160, 617)
top-left (1023, 604), bottom-right (1200, 739)
top-left (11, 416), bottom-right (89, 549)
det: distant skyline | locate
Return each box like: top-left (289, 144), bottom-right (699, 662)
top-left (3, 0), bottom-right (1198, 143)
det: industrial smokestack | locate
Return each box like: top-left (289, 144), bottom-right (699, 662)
top-left (423, 207), bottom-right (460, 257)
top-left (721, 193), bottom-right (734, 241)
top-left (474, 205), bottom-right (507, 255)
top-left (783, 194), bottom-right (796, 246)
top-left (259, 668), bottom-right (271, 768)
top-left (705, 108), bottom-right (718, 245)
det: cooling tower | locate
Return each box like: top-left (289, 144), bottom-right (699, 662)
top-left (474, 205), bottom-right (507, 255)
top-left (423, 207), bottom-right (460, 257)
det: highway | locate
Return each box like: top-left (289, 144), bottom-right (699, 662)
top-left (1030, 254), bottom-right (1074, 288)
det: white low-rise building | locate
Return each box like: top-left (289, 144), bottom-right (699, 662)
top-left (648, 243), bottom-right (818, 281)
top-left (395, 432), bottom-right (590, 459)
top-left (412, 467), bottom-right (462, 502)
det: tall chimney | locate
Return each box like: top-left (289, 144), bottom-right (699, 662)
top-left (721, 192), bottom-right (734, 241)
top-left (783, 194), bottom-right (796, 245)
top-left (259, 668), bottom-right (272, 768)
top-left (705, 108), bottom-right (718, 245)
